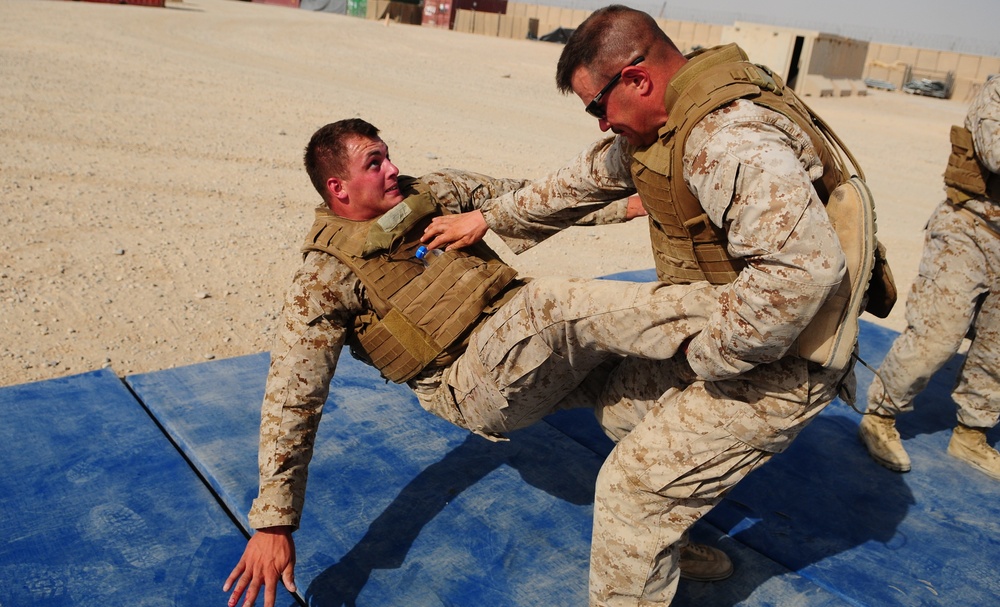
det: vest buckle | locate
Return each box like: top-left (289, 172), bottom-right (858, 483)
top-left (743, 66), bottom-right (779, 94)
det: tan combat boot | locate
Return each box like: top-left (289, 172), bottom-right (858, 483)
top-left (948, 425), bottom-right (1000, 481)
top-left (858, 413), bottom-right (911, 472)
top-left (678, 543), bottom-right (734, 582)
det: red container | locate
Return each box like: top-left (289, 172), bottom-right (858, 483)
top-left (77, 0), bottom-right (166, 6)
top-left (251, 0), bottom-right (301, 6)
top-left (422, 0), bottom-right (508, 29)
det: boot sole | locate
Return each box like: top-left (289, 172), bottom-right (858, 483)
top-left (947, 442), bottom-right (1000, 481)
top-left (680, 567), bottom-right (735, 582)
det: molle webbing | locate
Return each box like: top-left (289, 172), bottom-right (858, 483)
top-left (303, 199), bottom-right (518, 383)
top-left (945, 124), bottom-right (1000, 205)
top-left (633, 43), bottom-right (848, 285)
top-left (632, 165), bottom-right (744, 284)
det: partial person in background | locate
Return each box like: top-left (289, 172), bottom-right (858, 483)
top-left (223, 118), bottom-right (731, 607)
top-left (860, 75), bottom-right (1000, 479)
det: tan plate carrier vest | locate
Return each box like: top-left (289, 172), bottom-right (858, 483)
top-left (944, 124), bottom-right (1000, 206)
top-left (302, 178), bottom-right (520, 384)
top-left (630, 43), bottom-right (848, 286)
top-left (630, 43), bottom-right (896, 368)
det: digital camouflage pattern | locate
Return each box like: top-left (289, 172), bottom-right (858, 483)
top-left (444, 278), bottom-right (720, 437)
top-left (482, 100), bottom-right (845, 382)
top-left (247, 169), bottom-right (705, 530)
top-left (481, 98), bottom-right (850, 606)
top-left (868, 77), bottom-right (1000, 429)
top-left (590, 355), bottom-right (843, 605)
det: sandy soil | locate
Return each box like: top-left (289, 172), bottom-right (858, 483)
top-left (0, 0), bottom-right (971, 387)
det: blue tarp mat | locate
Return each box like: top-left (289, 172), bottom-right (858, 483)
top-left (0, 368), bottom-right (248, 606)
top-left (126, 354), bottom-right (842, 606)
top-left (127, 353), bottom-right (604, 606)
top-left (703, 320), bottom-right (1000, 606)
top-left (4, 295), bottom-right (999, 605)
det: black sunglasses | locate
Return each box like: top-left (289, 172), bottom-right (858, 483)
top-left (585, 56), bottom-right (645, 119)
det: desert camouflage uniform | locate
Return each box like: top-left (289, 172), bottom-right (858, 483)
top-left (481, 100), bottom-right (849, 606)
top-left (868, 77), bottom-right (1000, 428)
top-left (247, 169), bottom-right (722, 531)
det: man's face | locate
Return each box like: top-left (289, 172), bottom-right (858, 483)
top-left (335, 135), bottom-right (404, 219)
top-left (572, 64), bottom-right (659, 147)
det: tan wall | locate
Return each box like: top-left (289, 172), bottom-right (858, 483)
top-left (359, 2), bottom-right (999, 101)
top-left (657, 19), bottom-right (722, 53)
top-left (864, 41), bottom-right (1000, 101)
top-left (721, 23), bottom-right (800, 78)
top-left (809, 35), bottom-right (868, 80)
top-left (366, 0), bottom-right (385, 20)
top-left (721, 22), bottom-right (870, 96)
top-left (501, 2), bottom-right (587, 36)
top-left (478, 2), bottom-right (719, 48)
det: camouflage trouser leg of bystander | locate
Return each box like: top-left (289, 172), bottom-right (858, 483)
top-left (953, 286), bottom-right (1000, 428)
top-left (868, 202), bottom-right (1000, 427)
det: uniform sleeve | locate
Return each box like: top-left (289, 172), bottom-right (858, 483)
top-left (572, 197), bottom-right (630, 225)
top-left (247, 252), bottom-right (362, 530)
top-left (683, 101), bottom-right (846, 380)
top-left (418, 169), bottom-right (533, 214)
top-left (478, 135), bottom-right (637, 253)
top-left (968, 78), bottom-right (1000, 174)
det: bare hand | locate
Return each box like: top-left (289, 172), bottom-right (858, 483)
top-left (422, 210), bottom-right (488, 251)
top-left (224, 526), bottom-right (296, 607)
top-left (625, 194), bottom-right (647, 220)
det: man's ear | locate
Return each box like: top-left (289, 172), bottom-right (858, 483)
top-left (328, 176), bottom-right (348, 204)
top-left (624, 65), bottom-right (652, 96)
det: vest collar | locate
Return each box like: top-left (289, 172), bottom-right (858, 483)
top-left (314, 189), bottom-right (438, 258)
top-left (662, 43), bottom-right (747, 118)
top-left (632, 43), bottom-right (750, 169)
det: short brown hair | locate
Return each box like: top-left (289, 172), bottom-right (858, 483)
top-left (556, 5), bottom-right (675, 94)
top-left (304, 119), bottom-right (381, 199)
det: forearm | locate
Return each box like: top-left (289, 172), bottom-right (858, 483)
top-left (420, 169), bottom-right (532, 214)
top-left (248, 256), bottom-right (354, 529)
top-left (573, 194), bottom-right (644, 225)
top-left (249, 334), bottom-right (340, 529)
top-left (686, 261), bottom-right (839, 379)
top-left (479, 136), bottom-right (635, 252)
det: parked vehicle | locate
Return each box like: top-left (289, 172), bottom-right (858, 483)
top-left (902, 78), bottom-right (949, 98)
top-left (864, 78), bottom-right (896, 92)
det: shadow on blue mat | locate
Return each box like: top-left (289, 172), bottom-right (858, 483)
top-left (544, 318), bottom-right (1000, 606)
top-left (304, 432), bottom-right (597, 605)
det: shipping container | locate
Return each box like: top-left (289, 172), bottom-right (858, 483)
top-left (422, 0), bottom-right (507, 30)
top-left (75, 0), bottom-right (166, 7)
top-left (251, 0), bottom-right (301, 7)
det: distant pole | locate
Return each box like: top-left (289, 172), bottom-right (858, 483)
top-left (658, 1), bottom-right (666, 19)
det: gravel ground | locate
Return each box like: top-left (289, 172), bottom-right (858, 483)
top-left (0, 0), bottom-right (969, 386)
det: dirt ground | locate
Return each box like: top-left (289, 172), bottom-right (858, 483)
top-left (0, 0), bottom-right (972, 386)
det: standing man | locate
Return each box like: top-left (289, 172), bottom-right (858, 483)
top-left (223, 118), bottom-right (728, 607)
top-left (423, 6), bottom-right (888, 606)
top-left (860, 76), bottom-right (1000, 479)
